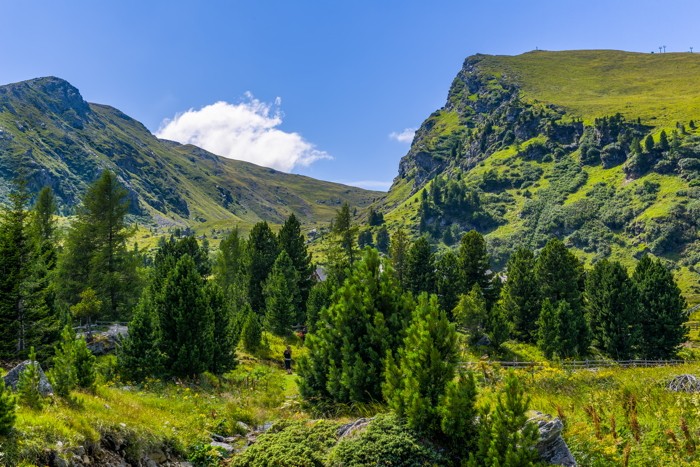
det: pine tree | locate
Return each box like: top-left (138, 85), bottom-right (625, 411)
top-left (160, 255), bottom-right (215, 378)
top-left (458, 230), bottom-right (493, 300)
top-left (658, 130), bottom-right (670, 151)
top-left (454, 284), bottom-right (488, 342)
top-left (439, 371), bottom-right (478, 461)
top-left (73, 336), bottom-right (96, 391)
top-left (299, 248), bottom-right (412, 404)
top-left (357, 229), bottom-right (374, 248)
top-left (389, 228), bottom-right (410, 288)
top-left (487, 298), bottom-right (511, 351)
top-left (468, 372), bottom-right (539, 466)
top-left (241, 308), bottom-right (262, 352)
top-left (383, 293), bottom-right (457, 434)
top-left (375, 225), bottom-right (390, 253)
top-left (17, 347), bottom-right (43, 410)
top-left (278, 214), bottom-right (314, 315)
top-left (56, 170), bottom-right (139, 320)
top-left (404, 236), bottom-right (436, 296)
top-left (305, 280), bottom-right (332, 332)
top-left (633, 255), bottom-right (687, 359)
top-left (70, 288), bottom-right (102, 339)
top-left (436, 250), bottom-right (461, 317)
top-left (534, 238), bottom-right (589, 356)
top-left (247, 221), bottom-right (280, 314)
top-left (502, 248), bottom-right (540, 342)
top-left (207, 281), bottom-right (239, 374)
top-left (117, 289), bottom-right (164, 382)
top-left (49, 325), bottom-right (78, 398)
top-left (537, 299), bottom-right (560, 359)
top-left (586, 260), bottom-right (640, 359)
top-left (333, 203), bottom-right (358, 266)
top-left (263, 251), bottom-right (301, 336)
top-left (214, 227), bottom-right (247, 292)
top-left (0, 378), bottom-right (15, 436)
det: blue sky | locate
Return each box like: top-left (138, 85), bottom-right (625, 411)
top-left (1, 1), bottom-right (699, 190)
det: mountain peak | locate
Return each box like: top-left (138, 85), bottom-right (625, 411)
top-left (0, 76), bottom-right (91, 124)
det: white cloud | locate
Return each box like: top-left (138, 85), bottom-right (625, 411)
top-left (156, 94), bottom-right (331, 172)
top-left (389, 127), bottom-right (416, 143)
top-left (340, 180), bottom-right (392, 191)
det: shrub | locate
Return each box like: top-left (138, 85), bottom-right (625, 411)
top-left (17, 347), bottom-right (44, 410)
top-left (328, 413), bottom-right (446, 466)
top-left (0, 378), bottom-right (16, 435)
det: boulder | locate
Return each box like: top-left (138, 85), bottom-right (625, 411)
top-left (2, 360), bottom-right (53, 395)
top-left (337, 418), bottom-right (373, 439)
top-left (668, 374), bottom-right (700, 393)
top-left (528, 411), bottom-right (577, 466)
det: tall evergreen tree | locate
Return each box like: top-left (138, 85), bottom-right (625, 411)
top-left (247, 221), bottom-right (280, 314)
top-left (375, 225), bottom-right (390, 253)
top-left (458, 230), bottom-right (493, 300)
top-left (333, 202), bottom-right (358, 266)
top-left (404, 236), bottom-right (436, 296)
top-left (534, 238), bottom-right (589, 356)
top-left (501, 248), bottom-right (540, 342)
top-left (117, 289), bottom-right (164, 382)
top-left (633, 255), bottom-right (687, 359)
top-left (586, 260), bottom-right (640, 359)
top-left (214, 227), bottom-right (247, 291)
top-left (536, 299), bottom-right (561, 359)
top-left (383, 293), bottom-right (458, 434)
top-left (278, 213), bottom-right (314, 315)
top-left (299, 248), bottom-right (412, 404)
top-left (305, 280), bottom-right (332, 332)
top-left (263, 251), bottom-right (301, 335)
top-left (56, 170), bottom-right (139, 320)
top-left (48, 325), bottom-right (78, 398)
top-left (389, 228), bottom-right (410, 289)
top-left (206, 281), bottom-right (239, 374)
top-left (0, 378), bottom-right (15, 436)
top-left (436, 250), bottom-right (461, 317)
top-left (454, 284), bottom-right (488, 342)
top-left (159, 255), bottom-right (214, 378)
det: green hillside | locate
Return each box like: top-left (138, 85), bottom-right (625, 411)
top-left (0, 77), bottom-right (382, 233)
top-left (385, 50), bottom-right (700, 303)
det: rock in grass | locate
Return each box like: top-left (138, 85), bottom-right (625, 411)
top-left (667, 374), bottom-right (700, 393)
top-left (528, 411), bottom-right (577, 466)
top-left (3, 360), bottom-right (53, 396)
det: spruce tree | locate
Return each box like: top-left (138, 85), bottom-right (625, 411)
top-left (659, 130), bottom-right (670, 151)
top-left (278, 213), bottom-right (314, 316)
top-left (375, 225), bottom-right (390, 253)
top-left (537, 299), bottom-right (560, 359)
top-left (214, 227), bottom-right (247, 291)
top-left (436, 250), bottom-right (461, 317)
top-left (502, 248), bottom-right (540, 342)
top-left (357, 229), bottom-right (373, 248)
top-left (305, 280), bottom-right (332, 332)
top-left (263, 251), bottom-right (301, 336)
top-left (383, 293), bottom-right (457, 434)
top-left (160, 255), bottom-right (214, 378)
top-left (247, 221), bottom-right (280, 314)
top-left (458, 230), bottom-right (493, 300)
top-left (534, 238), bottom-right (589, 356)
top-left (0, 378), bottom-right (15, 436)
top-left (633, 255), bottom-right (687, 359)
top-left (586, 260), bottom-right (640, 359)
top-left (299, 248), bottom-right (412, 404)
top-left (207, 281), bottom-right (239, 374)
top-left (404, 236), bottom-right (436, 296)
top-left (439, 371), bottom-right (479, 461)
top-left (454, 284), bottom-right (488, 342)
top-left (241, 308), bottom-right (262, 352)
top-left (333, 202), bottom-right (358, 265)
top-left (389, 228), bottom-right (409, 289)
top-left (487, 298), bottom-right (511, 351)
top-left (73, 336), bottom-right (96, 391)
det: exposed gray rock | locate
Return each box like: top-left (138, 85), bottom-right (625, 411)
top-left (210, 441), bottom-right (235, 453)
top-left (528, 411), bottom-right (577, 466)
top-left (668, 374), bottom-right (700, 393)
top-left (337, 417), bottom-right (373, 439)
top-left (2, 360), bottom-right (53, 395)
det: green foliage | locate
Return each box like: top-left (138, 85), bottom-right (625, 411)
top-left (328, 413), bottom-right (446, 466)
top-left (242, 308), bottom-right (263, 352)
top-left (299, 248), bottom-right (411, 405)
top-left (368, 207), bottom-right (384, 226)
top-left (17, 347), bottom-right (44, 410)
top-left (357, 228), bottom-right (373, 248)
top-left (214, 227), bottom-right (247, 292)
top-left (468, 372), bottom-right (540, 467)
top-left (118, 289), bottom-right (165, 382)
top-left (404, 236), bottom-right (436, 295)
top-left (502, 248), bottom-right (540, 342)
top-left (0, 378), bottom-right (16, 436)
top-left (374, 225), bottom-right (390, 253)
top-left (454, 284), bottom-right (488, 341)
top-left (305, 280), bottom-right (332, 332)
top-left (487, 298), bottom-right (512, 351)
top-left (247, 221), bottom-right (280, 314)
top-left (586, 260), bottom-right (640, 359)
top-left (49, 325), bottom-right (78, 397)
top-left (633, 255), bottom-right (688, 359)
top-left (264, 251), bottom-right (301, 335)
top-left (70, 288), bottom-right (102, 336)
top-left (383, 293), bottom-right (457, 434)
top-left (73, 336), bottom-right (96, 391)
top-left (389, 228), bottom-right (409, 288)
top-left (207, 281), bottom-right (239, 374)
top-left (536, 299), bottom-right (560, 359)
top-left (458, 230), bottom-right (494, 301)
top-left (439, 371), bottom-right (479, 460)
top-left (332, 202), bottom-right (358, 266)
top-left (232, 419), bottom-right (339, 467)
top-left (277, 213), bottom-right (314, 318)
top-left (435, 250), bottom-right (461, 316)
top-left (56, 170), bottom-right (140, 321)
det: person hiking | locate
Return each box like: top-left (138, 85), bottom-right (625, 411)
top-left (283, 345), bottom-right (292, 374)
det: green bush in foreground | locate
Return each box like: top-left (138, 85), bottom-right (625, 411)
top-left (0, 377), bottom-right (16, 435)
top-left (232, 419), bottom-right (340, 467)
top-left (328, 413), bottom-right (446, 466)
top-left (17, 347), bottom-right (44, 410)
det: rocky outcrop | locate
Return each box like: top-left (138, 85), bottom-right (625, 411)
top-left (3, 360), bottom-right (53, 396)
top-left (337, 417), bottom-right (373, 439)
top-left (529, 411), bottom-right (577, 466)
top-left (668, 374), bottom-right (700, 393)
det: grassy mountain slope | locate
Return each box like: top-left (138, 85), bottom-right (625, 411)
top-left (384, 50), bottom-right (700, 303)
top-left (0, 77), bottom-right (382, 232)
